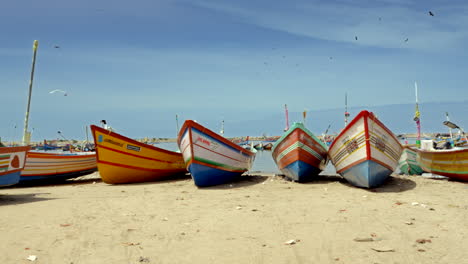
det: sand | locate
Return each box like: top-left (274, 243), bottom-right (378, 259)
top-left (1, 172), bottom-right (467, 264)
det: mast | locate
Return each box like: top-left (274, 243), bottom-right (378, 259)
top-left (284, 104), bottom-right (289, 132)
top-left (445, 112), bottom-right (453, 139)
top-left (22, 40), bottom-right (39, 146)
top-left (344, 93), bottom-right (350, 126)
top-left (175, 114), bottom-right (180, 136)
top-left (302, 109), bottom-right (307, 126)
top-left (220, 120), bottom-right (224, 136)
top-left (414, 82), bottom-right (421, 147)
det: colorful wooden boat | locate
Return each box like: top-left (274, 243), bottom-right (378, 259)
top-left (0, 146), bottom-right (30, 187)
top-left (178, 120), bottom-right (256, 187)
top-left (91, 125), bottom-right (186, 184)
top-left (398, 145), bottom-right (423, 175)
top-left (328, 110), bottom-right (403, 188)
top-left (272, 122), bottom-right (328, 182)
top-left (262, 142), bottom-right (273, 150)
top-left (416, 147), bottom-right (468, 181)
top-left (20, 151), bottom-right (97, 183)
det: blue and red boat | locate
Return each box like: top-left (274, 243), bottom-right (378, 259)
top-left (272, 122), bottom-right (328, 182)
top-left (178, 120), bottom-right (256, 187)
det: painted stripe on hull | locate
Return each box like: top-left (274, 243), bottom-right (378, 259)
top-left (417, 148), bottom-right (468, 180)
top-left (189, 163), bottom-right (242, 187)
top-left (97, 162), bottom-right (186, 184)
top-left (275, 148), bottom-right (324, 172)
top-left (281, 160), bottom-right (321, 182)
top-left (341, 160), bottom-right (392, 188)
top-left (0, 171), bottom-right (21, 187)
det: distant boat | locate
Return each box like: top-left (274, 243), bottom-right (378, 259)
top-left (253, 142), bottom-right (263, 150)
top-left (0, 146), bottom-right (30, 187)
top-left (178, 120), bottom-right (256, 187)
top-left (262, 142), bottom-right (273, 150)
top-left (398, 145), bottom-right (423, 175)
top-left (272, 122), bottom-right (328, 182)
top-left (416, 145), bottom-right (468, 181)
top-left (328, 110), bottom-right (403, 188)
top-left (397, 81), bottom-right (423, 176)
top-left (20, 151), bottom-right (97, 183)
top-left (90, 125), bottom-right (186, 184)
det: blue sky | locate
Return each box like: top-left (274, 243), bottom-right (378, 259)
top-left (2, 0), bottom-right (468, 141)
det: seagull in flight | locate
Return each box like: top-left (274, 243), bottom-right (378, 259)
top-left (49, 89), bottom-right (68, 96)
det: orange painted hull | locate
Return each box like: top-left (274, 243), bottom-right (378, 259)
top-left (417, 148), bottom-right (468, 181)
top-left (91, 125), bottom-right (186, 184)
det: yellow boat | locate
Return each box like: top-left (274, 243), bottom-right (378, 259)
top-left (90, 125), bottom-right (186, 184)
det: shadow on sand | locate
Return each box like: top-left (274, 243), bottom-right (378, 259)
top-left (200, 174), bottom-right (269, 190)
top-left (111, 172), bottom-right (193, 187)
top-left (367, 176), bottom-right (417, 193)
top-left (274, 173), bottom-right (417, 193)
top-left (0, 192), bottom-right (55, 206)
top-left (14, 176), bottom-right (102, 188)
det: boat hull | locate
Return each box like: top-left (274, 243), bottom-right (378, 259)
top-left (417, 148), bottom-right (468, 181)
top-left (178, 120), bottom-right (256, 187)
top-left (328, 110), bottom-right (403, 188)
top-left (91, 125), bottom-right (186, 184)
top-left (0, 146), bottom-right (30, 187)
top-left (398, 146), bottom-right (423, 175)
top-left (20, 151), bottom-right (97, 182)
top-left (272, 123), bottom-right (328, 182)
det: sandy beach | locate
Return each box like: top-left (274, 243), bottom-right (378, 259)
top-left (1, 172), bottom-right (467, 264)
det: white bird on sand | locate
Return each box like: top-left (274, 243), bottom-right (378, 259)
top-left (49, 89), bottom-right (68, 96)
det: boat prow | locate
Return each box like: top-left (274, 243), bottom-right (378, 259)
top-left (178, 120), bottom-right (256, 187)
top-left (272, 122), bottom-right (328, 182)
top-left (328, 110), bottom-right (403, 188)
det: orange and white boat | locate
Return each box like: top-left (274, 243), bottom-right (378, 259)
top-left (91, 125), bottom-right (186, 184)
top-left (20, 151), bottom-right (97, 183)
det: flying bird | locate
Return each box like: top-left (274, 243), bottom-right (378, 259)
top-left (355, 36), bottom-right (358, 40)
top-left (429, 11), bottom-right (434, 16)
top-left (54, 45), bottom-right (60, 49)
top-left (49, 89), bottom-right (68, 96)
top-left (404, 38), bottom-right (409, 42)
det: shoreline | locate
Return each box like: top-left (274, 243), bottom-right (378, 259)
top-left (2, 132), bottom-right (446, 146)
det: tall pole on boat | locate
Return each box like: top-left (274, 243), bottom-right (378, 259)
top-left (22, 40), bottom-right (39, 146)
top-left (175, 114), bottom-right (180, 136)
top-left (344, 93), bottom-right (350, 127)
top-left (284, 104), bottom-right (289, 132)
top-left (302, 109), bottom-right (307, 126)
top-left (414, 82), bottom-right (421, 147)
top-left (85, 125), bottom-right (89, 146)
top-left (220, 119), bottom-right (224, 136)
top-left (445, 112), bottom-right (453, 139)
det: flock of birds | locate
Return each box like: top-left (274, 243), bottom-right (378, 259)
top-left (353, 11), bottom-right (435, 45)
top-left (47, 10), bottom-right (437, 92)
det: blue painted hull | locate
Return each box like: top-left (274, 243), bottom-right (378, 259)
top-left (0, 171), bottom-right (21, 187)
top-left (188, 163), bottom-right (243, 187)
top-left (281, 160), bottom-right (321, 182)
top-left (341, 160), bottom-right (391, 188)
